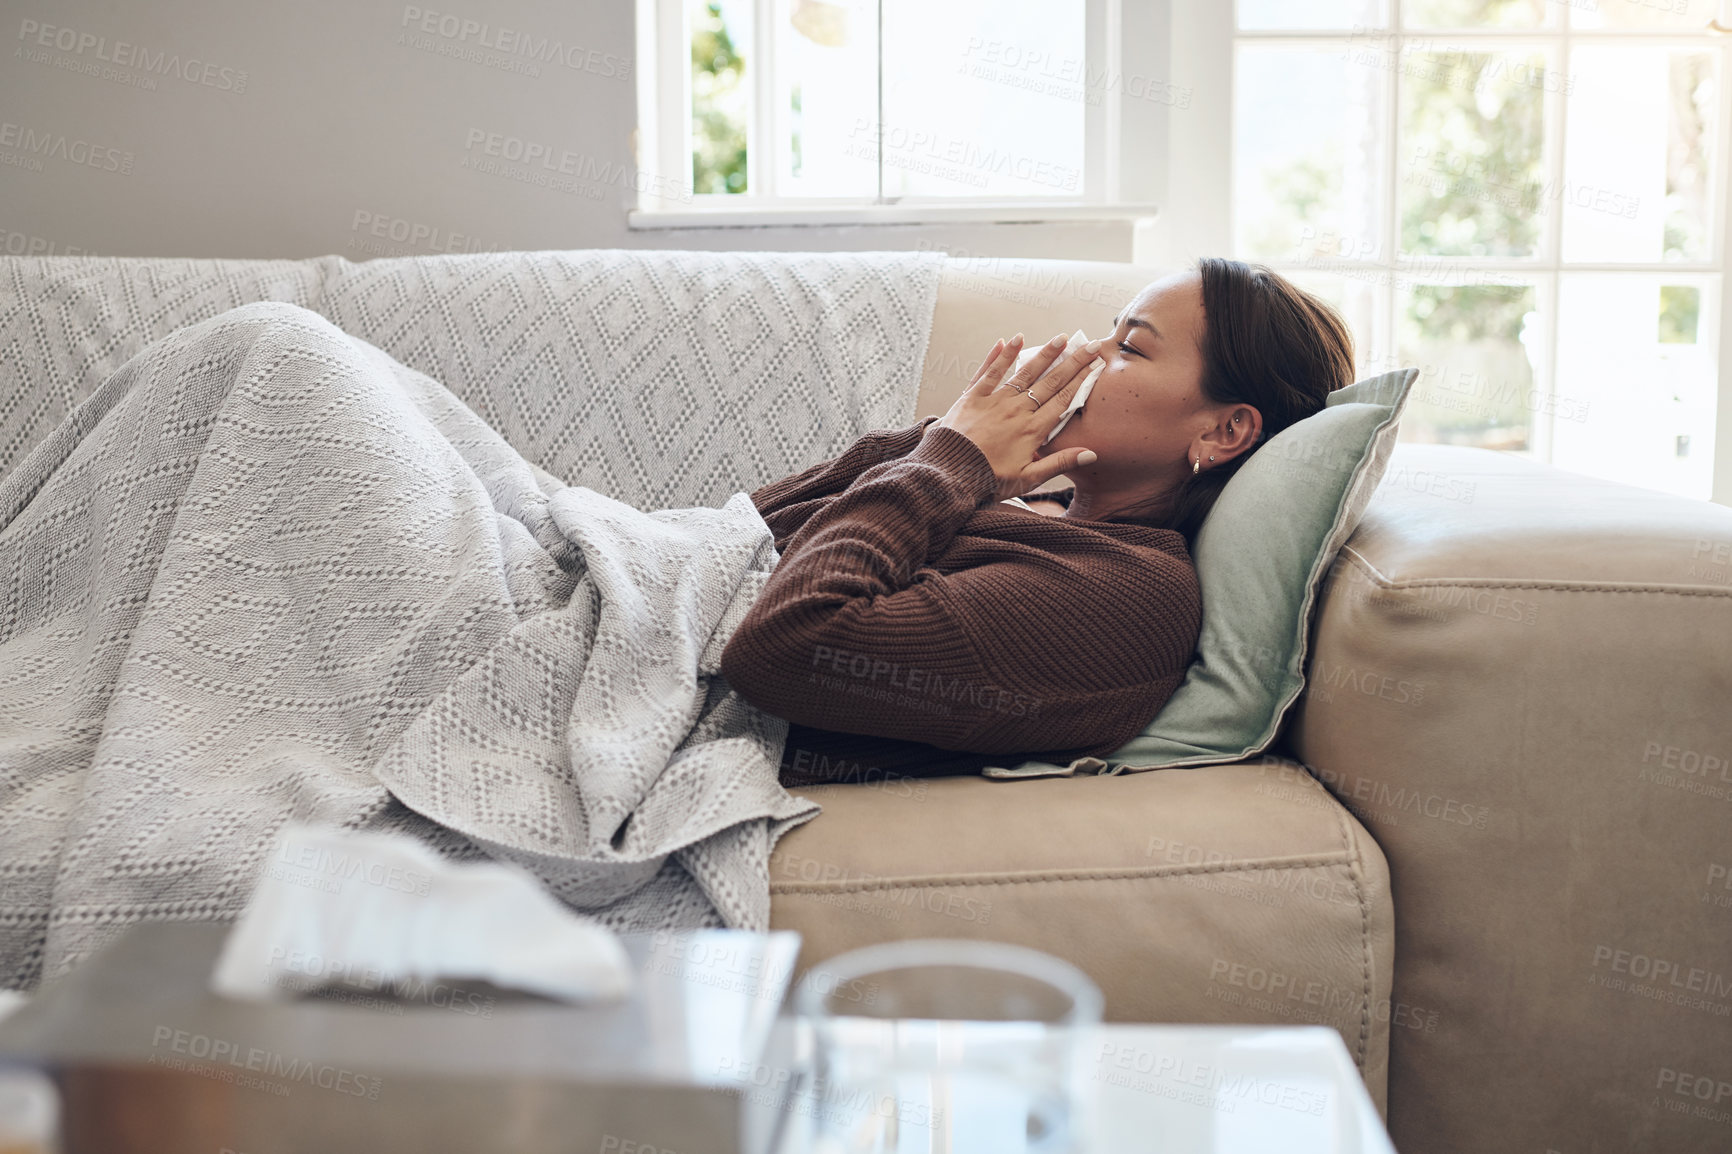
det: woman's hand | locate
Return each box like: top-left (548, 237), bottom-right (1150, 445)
top-left (930, 333), bottom-right (1102, 504)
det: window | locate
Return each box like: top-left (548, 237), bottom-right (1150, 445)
top-left (634, 0), bottom-right (1169, 224)
top-left (1231, 0), bottom-right (1728, 502)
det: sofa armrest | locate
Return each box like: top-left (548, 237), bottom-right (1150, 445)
top-left (1287, 442), bottom-right (1732, 1154)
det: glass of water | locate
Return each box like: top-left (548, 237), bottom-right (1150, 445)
top-left (793, 939), bottom-right (1103, 1154)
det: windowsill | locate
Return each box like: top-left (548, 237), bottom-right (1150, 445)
top-left (627, 202), bottom-right (1162, 230)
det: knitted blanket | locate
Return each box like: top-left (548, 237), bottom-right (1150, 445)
top-left (0, 301), bottom-right (825, 989)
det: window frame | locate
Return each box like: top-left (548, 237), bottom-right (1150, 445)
top-left (1222, 6), bottom-right (1732, 505)
top-left (630, 0), bottom-right (1166, 228)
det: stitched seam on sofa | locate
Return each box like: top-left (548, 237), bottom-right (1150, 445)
top-left (1328, 786), bottom-right (1373, 1073)
top-left (1338, 545), bottom-right (1732, 596)
top-left (769, 854), bottom-right (1357, 895)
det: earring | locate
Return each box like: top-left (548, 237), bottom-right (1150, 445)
top-left (1192, 455), bottom-right (1200, 475)
top-left (1209, 455), bottom-right (1216, 462)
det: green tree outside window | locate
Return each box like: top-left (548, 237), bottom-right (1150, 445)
top-left (692, 1), bottom-right (748, 194)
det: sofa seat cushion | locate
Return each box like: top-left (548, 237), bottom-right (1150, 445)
top-left (767, 756), bottom-right (1395, 1114)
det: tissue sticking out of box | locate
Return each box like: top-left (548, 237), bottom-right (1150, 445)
top-left (1012, 329), bottom-right (1106, 446)
top-left (211, 824), bottom-right (634, 1006)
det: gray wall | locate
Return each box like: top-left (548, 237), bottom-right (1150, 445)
top-left (0, 0), bottom-right (1147, 261)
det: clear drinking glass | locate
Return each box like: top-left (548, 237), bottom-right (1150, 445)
top-left (794, 939), bottom-right (1103, 1154)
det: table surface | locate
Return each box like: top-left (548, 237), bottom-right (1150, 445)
top-left (752, 1021), bottom-right (1396, 1154)
top-left (0, 932), bottom-right (1395, 1154)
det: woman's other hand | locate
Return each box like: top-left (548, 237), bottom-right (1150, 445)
top-left (931, 333), bottom-right (1101, 504)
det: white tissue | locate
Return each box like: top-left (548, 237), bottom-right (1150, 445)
top-left (1013, 329), bottom-right (1105, 445)
top-left (212, 824), bottom-right (634, 1005)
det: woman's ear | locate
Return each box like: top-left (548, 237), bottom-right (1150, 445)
top-left (1204, 405), bottom-right (1262, 465)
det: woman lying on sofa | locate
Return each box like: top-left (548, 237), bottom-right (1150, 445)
top-left (719, 257), bottom-right (1355, 787)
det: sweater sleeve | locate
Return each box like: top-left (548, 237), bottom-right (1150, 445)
top-left (719, 423), bottom-right (1201, 757)
top-left (747, 416), bottom-right (942, 548)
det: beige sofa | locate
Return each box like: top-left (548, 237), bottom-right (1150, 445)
top-left (4, 251), bottom-right (1726, 1154)
top-left (768, 258), bottom-right (1732, 1154)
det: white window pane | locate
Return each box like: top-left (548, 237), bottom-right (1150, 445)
top-left (691, 0), bottom-right (752, 194)
top-left (1571, 0), bottom-right (1703, 30)
top-left (1403, 0), bottom-right (1552, 27)
top-left (879, 0), bottom-right (1085, 198)
top-left (1237, 0), bottom-right (1386, 31)
top-left (1665, 53), bottom-right (1719, 261)
top-left (1551, 275), bottom-right (1719, 501)
top-left (775, 0), bottom-right (877, 196)
top-left (1234, 46), bottom-right (1385, 263)
top-left (1399, 46), bottom-right (1551, 258)
top-left (1562, 48), bottom-right (1717, 262)
top-left (1395, 280), bottom-right (1543, 453)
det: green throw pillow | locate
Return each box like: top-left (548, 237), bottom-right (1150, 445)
top-left (1098, 367), bottom-right (1419, 771)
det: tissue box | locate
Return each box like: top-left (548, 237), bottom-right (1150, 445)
top-left (0, 922), bottom-right (802, 1154)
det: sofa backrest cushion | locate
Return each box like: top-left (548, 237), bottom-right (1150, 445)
top-left (1105, 367), bottom-right (1418, 770)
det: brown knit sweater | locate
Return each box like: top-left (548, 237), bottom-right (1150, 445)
top-left (718, 416), bottom-right (1202, 785)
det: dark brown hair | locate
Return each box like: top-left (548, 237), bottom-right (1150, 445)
top-left (1105, 258), bottom-right (1356, 544)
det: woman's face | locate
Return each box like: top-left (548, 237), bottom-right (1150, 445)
top-left (1038, 271), bottom-right (1220, 485)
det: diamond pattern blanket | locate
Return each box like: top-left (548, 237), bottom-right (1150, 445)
top-left (1, 250), bottom-right (944, 510)
top-left (0, 261), bottom-right (940, 989)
